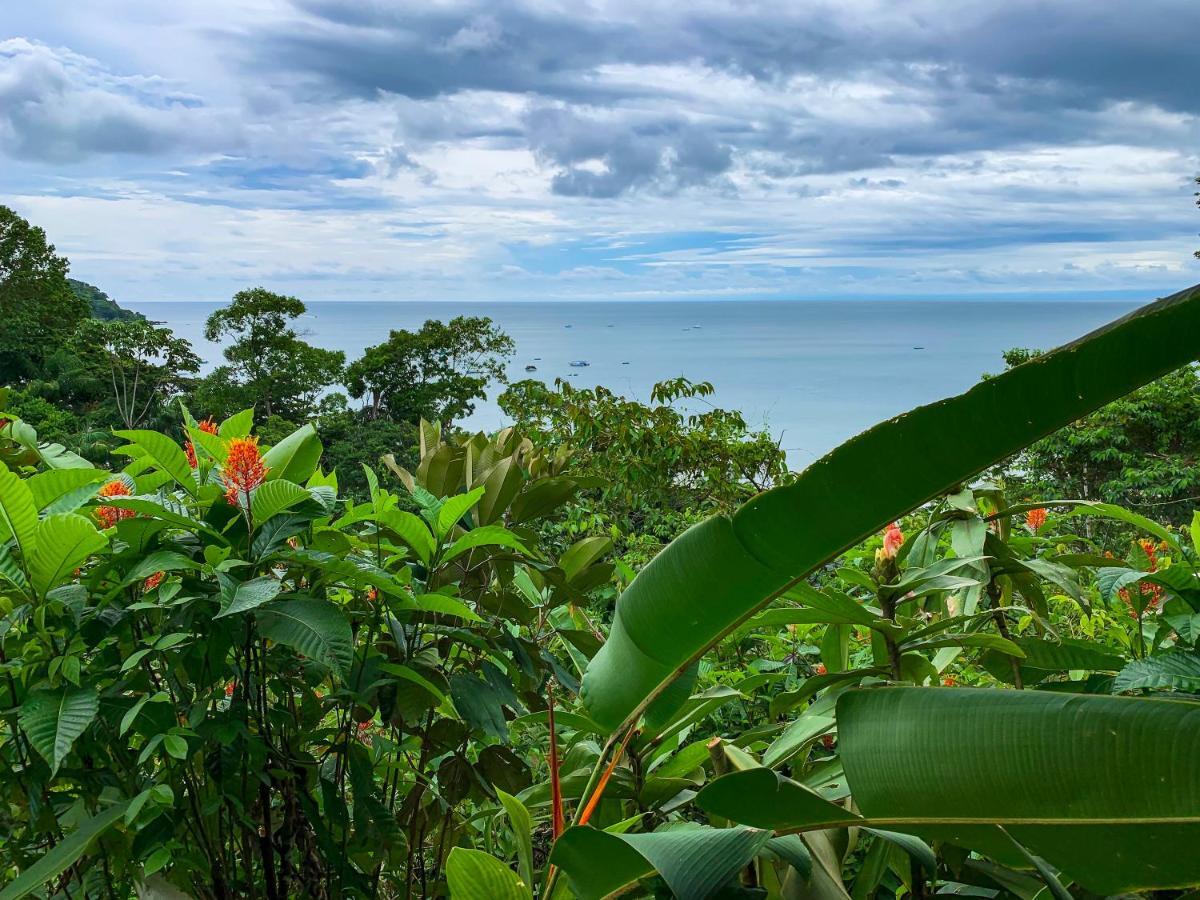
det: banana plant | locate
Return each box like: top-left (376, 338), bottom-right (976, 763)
top-left (555, 283), bottom-right (1200, 897)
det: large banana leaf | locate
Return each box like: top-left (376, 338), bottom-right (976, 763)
top-left (580, 283), bottom-right (1200, 732)
top-left (696, 688), bottom-right (1200, 894)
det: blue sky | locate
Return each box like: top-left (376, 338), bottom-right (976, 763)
top-left (2, 1), bottom-right (1198, 302)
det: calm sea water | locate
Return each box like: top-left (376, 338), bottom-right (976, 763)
top-left (129, 300), bottom-right (1139, 468)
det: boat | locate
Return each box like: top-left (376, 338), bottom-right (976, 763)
top-left (524, 364), bottom-right (537, 371)
top-left (569, 360), bottom-right (590, 368)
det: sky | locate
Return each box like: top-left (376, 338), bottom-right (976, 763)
top-left (2, 1), bottom-right (1198, 303)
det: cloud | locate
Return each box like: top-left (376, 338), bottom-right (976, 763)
top-left (0, 38), bottom-right (238, 162)
top-left (0, 1), bottom-right (1197, 301)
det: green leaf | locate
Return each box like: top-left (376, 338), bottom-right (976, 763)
top-left (436, 485), bottom-right (485, 539)
top-left (579, 284), bottom-right (1200, 733)
top-left (19, 684), bottom-right (100, 775)
top-left (0, 460), bottom-right (38, 562)
top-left (445, 847), bottom-right (530, 900)
top-left (26, 468), bottom-right (106, 511)
top-left (442, 525), bottom-right (531, 563)
top-left (250, 479), bottom-right (312, 525)
top-left (550, 824), bottom-right (771, 900)
top-left (256, 599), bottom-right (353, 678)
top-left (450, 673), bottom-right (509, 742)
top-left (215, 575), bottom-right (283, 618)
top-left (28, 514), bottom-right (107, 598)
top-left (114, 430), bottom-right (196, 496)
top-left (410, 593), bottom-right (482, 622)
top-left (1112, 650), bottom-right (1200, 693)
top-left (0, 801), bottom-right (127, 900)
top-left (219, 408), bottom-right (255, 439)
top-left (378, 509), bottom-right (435, 566)
top-left (696, 767), bottom-right (861, 832)
top-left (836, 686), bottom-right (1200, 894)
top-left (762, 714), bottom-right (836, 769)
top-left (261, 424), bottom-right (322, 483)
top-left (496, 789), bottom-right (534, 891)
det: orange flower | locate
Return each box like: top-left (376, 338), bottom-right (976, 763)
top-left (813, 662), bottom-right (827, 675)
top-left (881, 522), bottom-right (904, 560)
top-left (225, 681), bottom-right (236, 697)
top-left (1025, 507), bottom-right (1047, 532)
top-left (186, 417), bottom-right (221, 468)
top-left (96, 480), bottom-right (134, 529)
top-left (222, 437), bottom-right (268, 508)
top-left (143, 571), bottom-right (165, 591)
top-left (366, 587), bottom-right (378, 603)
top-left (942, 676), bottom-right (957, 687)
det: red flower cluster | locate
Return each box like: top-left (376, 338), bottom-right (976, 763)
top-left (1119, 539), bottom-right (1164, 618)
top-left (366, 587), bottom-right (379, 603)
top-left (1025, 507), bottom-right (1047, 532)
top-left (96, 480), bottom-right (134, 529)
top-left (225, 681), bottom-right (236, 698)
top-left (185, 417), bottom-right (219, 468)
top-left (222, 437), bottom-right (268, 508)
top-left (143, 571), bottom-right (165, 591)
top-left (812, 662), bottom-right (827, 675)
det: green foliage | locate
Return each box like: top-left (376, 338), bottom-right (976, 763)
top-left (346, 316), bottom-right (514, 427)
top-left (202, 286), bottom-right (345, 420)
top-left (67, 278), bottom-right (142, 322)
top-left (997, 348), bottom-right (1200, 523)
top-left (0, 206), bottom-right (89, 382)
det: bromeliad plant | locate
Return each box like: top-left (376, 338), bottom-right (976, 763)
top-left (0, 410), bottom-right (610, 898)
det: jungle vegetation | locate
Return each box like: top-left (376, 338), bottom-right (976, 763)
top-left (2, 206), bottom-right (1200, 899)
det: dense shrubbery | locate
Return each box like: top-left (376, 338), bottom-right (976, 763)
top-left (3, 204), bottom-right (1200, 898)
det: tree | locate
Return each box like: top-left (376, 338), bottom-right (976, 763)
top-left (994, 348), bottom-right (1200, 523)
top-left (203, 287), bottom-right (344, 420)
top-left (70, 318), bottom-right (200, 429)
top-left (68, 278), bottom-right (142, 322)
top-left (345, 316), bottom-right (513, 427)
top-left (0, 206), bottom-right (89, 383)
top-left (499, 376), bottom-right (789, 549)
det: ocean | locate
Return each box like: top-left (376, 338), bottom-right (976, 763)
top-left (129, 299), bottom-right (1140, 469)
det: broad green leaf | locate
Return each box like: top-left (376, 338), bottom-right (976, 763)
top-left (26, 468), bottom-right (105, 511)
top-left (114, 430), bottom-right (196, 496)
top-left (436, 485), bottom-right (485, 538)
top-left (379, 509), bottom-right (435, 566)
top-left (550, 824), bottom-right (771, 900)
top-left (762, 714), bottom-right (836, 769)
top-left (219, 408), bottom-right (255, 439)
top-left (559, 536), bottom-right (612, 581)
top-left (256, 599), bottom-right (353, 678)
top-left (445, 847), bottom-right (529, 900)
top-left (580, 285), bottom-right (1200, 733)
top-left (19, 684), bottom-right (100, 775)
top-left (250, 479), bottom-right (312, 525)
top-left (261, 424), bottom-right (321, 483)
top-left (186, 424), bottom-right (228, 465)
top-left (442, 525), bottom-right (531, 563)
top-left (28, 514), bottom-right (107, 598)
top-left (0, 460), bottom-right (38, 561)
top-left (0, 801), bottom-right (127, 900)
top-left (1112, 650), bottom-right (1200, 693)
top-left (496, 789), bottom-right (535, 891)
top-left (696, 767), bottom-right (861, 832)
top-left (837, 687), bottom-right (1200, 894)
top-left (215, 575), bottom-right (283, 618)
top-left (410, 593), bottom-right (482, 622)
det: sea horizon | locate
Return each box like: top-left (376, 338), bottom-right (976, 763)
top-left (131, 297), bottom-right (1143, 468)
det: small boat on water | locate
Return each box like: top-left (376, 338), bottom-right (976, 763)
top-left (564, 324), bottom-right (572, 329)
top-left (569, 360), bottom-right (590, 368)
top-left (621, 361), bottom-right (630, 365)
top-left (525, 364), bottom-right (537, 371)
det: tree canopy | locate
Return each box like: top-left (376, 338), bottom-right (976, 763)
top-left (345, 315), bottom-right (513, 427)
top-left (0, 206), bottom-right (89, 383)
top-left (203, 287), bottom-right (345, 420)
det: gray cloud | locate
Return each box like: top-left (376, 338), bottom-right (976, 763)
top-left (0, 38), bottom-right (237, 163)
